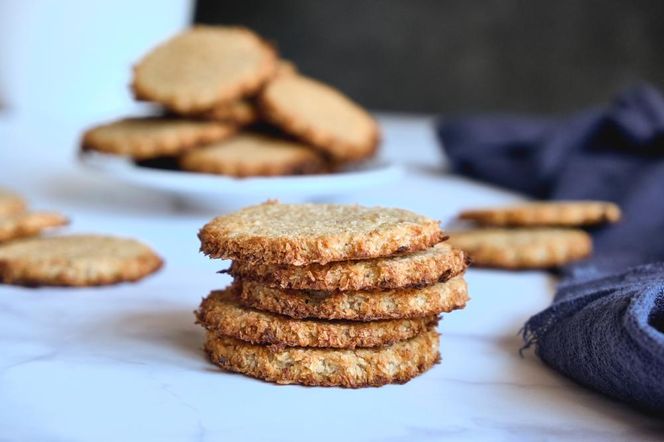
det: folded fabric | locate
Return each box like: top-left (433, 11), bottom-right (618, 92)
top-left (437, 84), bottom-right (664, 413)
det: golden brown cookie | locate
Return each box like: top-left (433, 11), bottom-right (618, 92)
top-left (0, 235), bottom-right (163, 286)
top-left (259, 74), bottom-right (380, 162)
top-left (0, 212), bottom-right (68, 243)
top-left (238, 276), bottom-right (468, 321)
top-left (178, 133), bottom-right (327, 177)
top-left (81, 117), bottom-right (236, 160)
top-left (198, 99), bottom-right (258, 125)
top-left (199, 201), bottom-right (445, 265)
top-left (229, 242), bottom-right (467, 291)
top-left (133, 26), bottom-right (277, 113)
top-left (447, 228), bottom-right (592, 269)
top-left (197, 288), bottom-right (437, 348)
top-left (204, 327), bottom-right (440, 387)
top-left (458, 201), bottom-right (621, 227)
top-left (0, 189), bottom-right (27, 217)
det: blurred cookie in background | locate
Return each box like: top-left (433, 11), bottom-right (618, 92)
top-left (0, 189), bottom-right (163, 287)
top-left (80, 25), bottom-right (381, 179)
top-left (190, 99), bottom-right (259, 126)
top-left (448, 227), bottom-right (592, 269)
top-left (0, 187), bottom-right (68, 243)
top-left (0, 212), bottom-right (68, 243)
top-left (459, 201), bottom-right (621, 227)
top-left (0, 234), bottom-right (162, 287)
top-left (450, 200), bottom-right (620, 269)
top-left (82, 117), bottom-right (236, 160)
top-left (132, 26), bottom-right (277, 114)
top-left (259, 73), bottom-right (380, 163)
top-left (178, 132), bottom-right (328, 177)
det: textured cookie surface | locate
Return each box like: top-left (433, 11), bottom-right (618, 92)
top-left (0, 212), bottom-right (68, 243)
top-left (259, 74), bottom-right (380, 162)
top-left (197, 288), bottom-right (436, 348)
top-left (133, 26), bottom-right (277, 113)
top-left (82, 117), bottom-right (235, 160)
top-left (459, 201), bottom-right (621, 227)
top-left (238, 277), bottom-right (468, 321)
top-left (199, 201), bottom-right (445, 265)
top-left (448, 228), bottom-right (592, 269)
top-left (179, 133), bottom-right (327, 177)
top-left (229, 242), bottom-right (466, 291)
top-left (205, 327), bottom-right (440, 387)
top-left (0, 235), bottom-right (163, 286)
top-left (0, 189), bottom-right (26, 217)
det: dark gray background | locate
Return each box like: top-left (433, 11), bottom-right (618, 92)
top-left (195, 0), bottom-right (663, 114)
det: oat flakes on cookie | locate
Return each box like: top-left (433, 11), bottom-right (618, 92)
top-left (459, 201), bottom-right (621, 227)
top-left (133, 26), bottom-right (277, 113)
top-left (179, 133), bottom-right (327, 177)
top-left (229, 241), bottom-right (466, 291)
top-left (238, 277), bottom-right (469, 321)
top-left (81, 117), bottom-right (236, 160)
top-left (259, 73), bottom-right (380, 162)
top-left (205, 327), bottom-right (440, 387)
top-left (0, 234), bottom-right (162, 286)
top-left (197, 288), bottom-right (436, 348)
top-left (0, 212), bottom-right (68, 243)
top-left (199, 201), bottom-right (445, 265)
top-left (448, 228), bottom-right (592, 269)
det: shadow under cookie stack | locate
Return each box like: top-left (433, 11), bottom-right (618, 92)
top-left (195, 201), bottom-right (470, 387)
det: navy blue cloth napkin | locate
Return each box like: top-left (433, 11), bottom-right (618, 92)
top-left (437, 84), bottom-right (664, 413)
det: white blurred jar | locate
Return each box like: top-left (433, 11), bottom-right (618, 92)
top-left (0, 0), bottom-right (192, 119)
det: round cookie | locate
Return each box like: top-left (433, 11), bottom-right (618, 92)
top-left (459, 201), bottom-right (621, 227)
top-left (0, 235), bottom-right (163, 286)
top-left (229, 242), bottom-right (467, 291)
top-left (199, 201), bottom-right (445, 265)
top-left (205, 328), bottom-right (440, 387)
top-left (196, 288), bottom-right (437, 348)
top-left (0, 212), bottom-right (68, 243)
top-left (133, 26), bottom-right (277, 113)
top-left (0, 188), bottom-right (26, 217)
top-left (179, 133), bottom-right (327, 177)
top-left (238, 277), bottom-right (469, 321)
top-left (447, 228), bottom-right (592, 269)
top-left (259, 73), bottom-right (380, 162)
top-left (82, 117), bottom-right (236, 160)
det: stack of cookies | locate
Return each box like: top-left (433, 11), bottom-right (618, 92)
top-left (81, 26), bottom-right (380, 177)
top-left (195, 201), bottom-right (470, 387)
top-left (448, 201), bottom-right (621, 269)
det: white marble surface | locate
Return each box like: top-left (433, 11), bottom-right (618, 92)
top-left (0, 114), bottom-right (662, 441)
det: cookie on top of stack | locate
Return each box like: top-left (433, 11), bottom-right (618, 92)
top-left (448, 201), bottom-right (621, 269)
top-left (195, 201), bottom-right (470, 387)
top-left (81, 26), bottom-right (380, 177)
